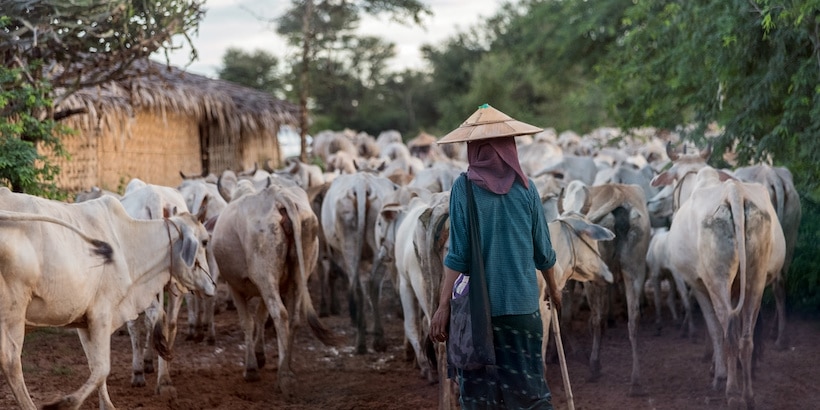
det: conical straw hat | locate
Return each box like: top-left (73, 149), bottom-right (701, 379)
top-left (408, 131), bottom-right (437, 147)
top-left (437, 104), bottom-right (543, 144)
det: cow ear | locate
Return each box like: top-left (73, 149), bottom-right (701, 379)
top-left (381, 203), bottom-right (402, 222)
top-left (717, 170), bottom-right (735, 182)
top-left (582, 222), bottom-right (615, 241)
top-left (180, 228), bottom-right (198, 268)
top-left (196, 195), bottom-right (210, 223)
top-left (651, 171), bottom-right (675, 187)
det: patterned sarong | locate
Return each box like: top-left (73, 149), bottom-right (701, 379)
top-left (457, 310), bottom-right (553, 410)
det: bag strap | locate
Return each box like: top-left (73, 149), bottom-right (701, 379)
top-left (464, 175), bottom-right (485, 275)
top-left (463, 174), bottom-right (495, 365)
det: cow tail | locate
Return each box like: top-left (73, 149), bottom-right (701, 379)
top-left (281, 193), bottom-right (343, 347)
top-left (772, 175), bottom-right (785, 222)
top-left (727, 183), bottom-right (747, 321)
top-left (352, 180), bottom-right (368, 298)
top-left (0, 211), bottom-right (113, 263)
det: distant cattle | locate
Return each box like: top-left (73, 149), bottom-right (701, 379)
top-left (0, 188), bottom-right (214, 409)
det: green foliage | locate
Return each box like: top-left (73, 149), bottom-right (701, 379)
top-left (270, 0), bottom-right (432, 138)
top-left (597, 0), bottom-right (820, 195)
top-left (217, 48), bottom-right (284, 97)
top-left (786, 195), bottom-right (820, 318)
top-left (0, 64), bottom-right (68, 199)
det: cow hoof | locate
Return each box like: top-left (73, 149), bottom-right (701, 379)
top-left (144, 360), bottom-right (154, 374)
top-left (355, 344), bottom-right (368, 355)
top-left (156, 384), bottom-right (178, 399)
top-left (206, 336), bottom-right (216, 346)
top-left (131, 372), bottom-right (146, 388)
top-left (244, 368), bottom-right (261, 383)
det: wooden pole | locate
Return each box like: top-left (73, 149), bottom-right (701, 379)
top-left (551, 303), bottom-right (575, 410)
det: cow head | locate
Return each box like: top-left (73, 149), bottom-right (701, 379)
top-left (167, 213), bottom-right (215, 297)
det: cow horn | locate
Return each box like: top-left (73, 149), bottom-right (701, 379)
top-left (699, 143), bottom-right (712, 160)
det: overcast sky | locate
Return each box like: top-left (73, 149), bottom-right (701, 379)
top-left (153, 0), bottom-right (501, 78)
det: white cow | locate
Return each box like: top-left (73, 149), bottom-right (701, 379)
top-left (645, 227), bottom-right (696, 338)
top-left (321, 173), bottom-right (399, 354)
top-left (212, 179), bottom-right (341, 396)
top-left (733, 164), bottom-right (801, 350)
top-left (118, 181), bottom-right (198, 393)
top-left (0, 188), bottom-right (214, 410)
top-left (177, 177), bottom-right (229, 345)
top-left (652, 163), bottom-right (786, 409)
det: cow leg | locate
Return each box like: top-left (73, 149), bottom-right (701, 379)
top-left (231, 290), bottom-right (262, 382)
top-left (142, 297), bottom-right (161, 375)
top-left (156, 290), bottom-right (185, 396)
top-left (0, 317), bottom-right (36, 410)
top-left (398, 273), bottom-right (428, 379)
top-left (252, 300), bottom-right (269, 370)
top-left (623, 269), bottom-right (645, 396)
top-left (204, 247), bottom-right (220, 345)
top-left (771, 275), bottom-right (788, 350)
top-left (648, 269), bottom-right (664, 336)
top-left (203, 293), bottom-right (217, 345)
top-left (184, 293), bottom-right (203, 342)
top-left (368, 261), bottom-right (387, 352)
top-left (47, 325), bottom-right (115, 410)
top-left (329, 260), bottom-right (345, 316)
top-left (317, 257), bottom-right (332, 317)
top-left (738, 307), bottom-right (760, 410)
top-left (583, 282), bottom-right (605, 382)
top-left (559, 280), bottom-right (580, 359)
top-left (691, 288), bottom-right (726, 390)
top-left (260, 287), bottom-right (296, 396)
top-left (673, 274), bottom-right (697, 340)
top-left (665, 277), bottom-right (681, 323)
top-left (352, 276), bottom-right (368, 354)
top-left (126, 317), bottom-right (147, 387)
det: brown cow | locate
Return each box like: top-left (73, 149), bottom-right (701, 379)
top-left (211, 179), bottom-right (341, 396)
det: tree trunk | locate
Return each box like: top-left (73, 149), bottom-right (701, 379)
top-left (298, 0), bottom-right (313, 163)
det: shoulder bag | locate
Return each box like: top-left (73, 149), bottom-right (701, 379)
top-left (447, 175), bottom-right (496, 372)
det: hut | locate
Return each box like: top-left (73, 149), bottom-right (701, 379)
top-left (53, 59), bottom-right (300, 193)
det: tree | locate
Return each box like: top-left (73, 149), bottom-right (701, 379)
top-left (274, 0), bottom-right (431, 158)
top-left (0, 1), bottom-right (205, 196)
top-left (597, 0), bottom-right (820, 197)
top-left (0, 61), bottom-right (67, 197)
top-left (217, 48), bottom-right (284, 97)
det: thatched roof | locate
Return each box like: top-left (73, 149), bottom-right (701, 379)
top-left (59, 59), bottom-right (300, 138)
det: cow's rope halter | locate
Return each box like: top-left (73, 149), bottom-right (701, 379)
top-left (557, 215), bottom-right (604, 281)
top-left (672, 170), bottom-right (699, 213)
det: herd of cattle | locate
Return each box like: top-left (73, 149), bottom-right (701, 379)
top-left (0, 125), bottom-right (801, 410)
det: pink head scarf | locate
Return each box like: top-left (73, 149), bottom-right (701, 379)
top-left (466, 137), bottom-right (529, 194)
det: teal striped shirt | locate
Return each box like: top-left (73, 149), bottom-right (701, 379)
top-left (444, 174), bottom-right (556, 317)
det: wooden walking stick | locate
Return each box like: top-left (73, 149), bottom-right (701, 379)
top-left (551, 302), bottom-right (575, 410)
